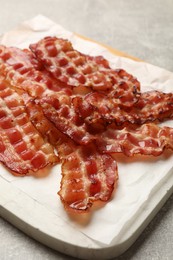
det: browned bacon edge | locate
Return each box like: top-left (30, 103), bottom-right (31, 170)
top-left (26, 99), bottom-right (118, 212)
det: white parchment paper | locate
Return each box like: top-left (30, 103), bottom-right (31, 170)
top-left (0, 15), bottom-right (173, 245)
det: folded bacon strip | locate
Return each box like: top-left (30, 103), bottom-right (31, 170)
top-left (97, 123), bottom-right (173, 157)
top-left (0, 77), bottom-right (58, 174)
top-left (26, 99), bottom-right (118, 211)
top-left (30, 36), bottom-right (141, 107)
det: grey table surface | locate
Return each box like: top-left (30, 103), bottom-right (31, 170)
top-left (0, 0), bottom-right (173, 259)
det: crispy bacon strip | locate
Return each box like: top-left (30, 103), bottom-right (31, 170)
top-left (36, 91), bottom-right (173, 149)
top-left (59, 143), bottom-right (118, 212)
top-left (36, 95), bottom-right (94, 145)
top-left (74, 90), bottom-right (173, 126)
top-left (0, 45), bottom-right (72, 97)
top-left (0, 46), bottom-right (90, 146)
top-left (26, 99), bottom-right (118, 211)
top-left (97, 123), bottom-right (173, 157)
top-left (0, 77), bottom-right (58, 174)
top-left (35, 92), bottom-right (173, 159)
top-left (30, 36), bottom-right (140, 107)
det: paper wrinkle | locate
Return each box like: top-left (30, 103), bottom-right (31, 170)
top-left (0, 15), bottom-right (173, 245)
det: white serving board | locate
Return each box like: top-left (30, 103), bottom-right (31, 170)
top-left (0, 15), bottom-right (173, 259)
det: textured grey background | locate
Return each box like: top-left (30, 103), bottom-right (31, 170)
top-left (0, 0), bottom-right (173, 259)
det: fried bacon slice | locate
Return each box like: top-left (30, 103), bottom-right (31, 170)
top-left (30, 36), bottom-right (140, 107)
top-left (26, 99), bottom-right (118, 211)
top-left (74, 90), bottom-right (173, 126)
top-left (97, 123), bottom-right (173, 157)
top-left (35, 91), bottom-right (173, 148)
top-left (0, 77), bottom-right (57, 174)
top-left (26, 98), bottom-right (76, 157)
top-left (36, 90), bottom-right (173, 159)
top-left (36, 94), bottom-right (94, 145)
top-left (59, 144), bottom-right (118, 212)
top-left (0, 45), bottom-right (72, 97)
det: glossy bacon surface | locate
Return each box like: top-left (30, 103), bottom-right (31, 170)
top-left (26, 99), bottom-right (118, 211)
top-left (36, 90), bottom-right (173, 149)
top-left (38, 91), bottom-right (173, 158)
top-left (75, 90), bottom-right (173, 126)
top-left (0, 77), bottom-right (57, 174)
top-left (97, 123), bottom-right (173, 157)
top-left (59, 144), bottom-right (118, 212)
top-left (30, 36), bottom-right (140, 107)
top-left (0, 45), bottom-right (72, 97)
top-left (26, 99), bottom-right (76, 157)
top-left (37, 94), bottom-right (94, 145)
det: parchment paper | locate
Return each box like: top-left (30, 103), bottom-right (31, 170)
top-left (0, 15), bottom-right (173, 245)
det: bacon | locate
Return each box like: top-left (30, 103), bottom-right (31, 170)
top-left (74, 90), bottom-right (173, 126)
top-left (37, 95), bottom-right (94, 145)
top-left (35, 90), bottom-right (173, 149)
top-left (97, 123), bottom-right (173, 157)
top-left (0, 45), bottom-right (104, 145)
top-left (0, 45), bottom-right (72, 97)
top-left (58, 143), bottom-right (118, 212)
top-left (1, 45), bottom-right (173, 132)
top-left (30, 36), bottom-right (140, 107)
top-left (0, 77), bottom-right (58, 174)
top-left (35, 93), bottom-right (173, 160)
top-left (2, 39), bottom-right (173, 214)
top-left (26, 99), bottom-right (76, 157)
top-left (26, 99), bottom-right (118, 211)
